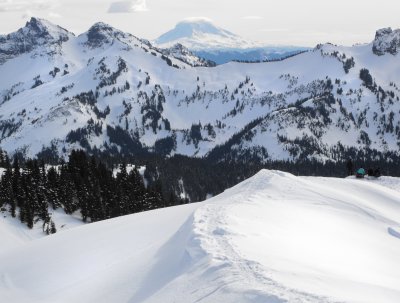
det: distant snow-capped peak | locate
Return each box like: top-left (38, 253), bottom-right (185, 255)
top-left (0, 17), bottom-right (73, 63)
top-left (154, 18), bottom-right (261, 50)
top-left (82, 21), bottom-right (134, 48)
top-left (21, 17), bottom-right (72, 41)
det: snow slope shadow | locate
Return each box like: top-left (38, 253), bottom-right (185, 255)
top-left (127, 214), bottom-right (200, 303)
top-left (388, 227), bottom-right (400, 239)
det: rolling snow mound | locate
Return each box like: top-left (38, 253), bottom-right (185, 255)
top-left (1, 170), bottom-right (400, 302)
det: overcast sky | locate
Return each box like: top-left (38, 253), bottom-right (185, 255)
top-left (0, 0), bottom-right (399, 46)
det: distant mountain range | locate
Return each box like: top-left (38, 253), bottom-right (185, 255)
top-left (1, 18), bottom-right (400, 163)
top-left (154, 18), bottom-right (309, 64)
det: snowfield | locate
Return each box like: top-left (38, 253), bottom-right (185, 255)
top-left (0, 208), bottom-right (84, 254)
top-left (1, 170), bottom-right (400, 303)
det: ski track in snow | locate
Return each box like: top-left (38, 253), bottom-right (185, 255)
top-left (192, 202), bottom-right (338, 303)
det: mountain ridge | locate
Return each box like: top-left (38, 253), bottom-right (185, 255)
top-left (1, 18), bottom-right (400, 164)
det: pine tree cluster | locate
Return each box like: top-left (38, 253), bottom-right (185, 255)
top-left (0, 150), bottom-right (178, 232)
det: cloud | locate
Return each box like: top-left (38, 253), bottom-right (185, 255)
top-left (108, 0), bottom-right (148, 13)
top-left (260, 28), bottom-right (290, 33)
top-left (0, 0), bottom-right (56, 12)
top-left (241, 16), bottom-right (263, 20)
top-left (48, 11), bottom-right (61, 18)
top-left (21, 9), bottom-right (32, 19)
top-left (20, 8), bottom-right (61, 20)
top-left (182, 17), bottom-right (213, 23)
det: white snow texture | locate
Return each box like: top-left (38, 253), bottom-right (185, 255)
top-left (1, 171), bottom-right (400, 303)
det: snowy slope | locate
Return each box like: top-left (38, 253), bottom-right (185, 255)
top-left (1, 18), bottom-right (400, 162)
top-left (1, 170), bottom-right (400, 303)
top-left (0, 207), bottom-right (84, 253)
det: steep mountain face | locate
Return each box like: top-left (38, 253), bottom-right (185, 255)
top-left (158, 43), bottom-right (216, 67)
top-left (0, 17), bottom-right (72, 64)
top-left (372, 27), bottom-right (400, 56)
top-left (1, 19), bottom-right (400, 163)
top-left (155, 19), bottom-right (308, 64)
top-left (85, 22), bottom-right (129, 48)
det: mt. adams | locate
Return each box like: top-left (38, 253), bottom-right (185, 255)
top-left (155, 18), bottom-right (261, 50)
top-left (154, 18), bottom-right (308, 64)
top-left (1, 18), bottom-right (400, 162)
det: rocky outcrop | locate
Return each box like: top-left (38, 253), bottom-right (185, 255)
top-left (0, 17), bottom-right (72, 64)
top-left (372, 27), bottom-right (400, 56)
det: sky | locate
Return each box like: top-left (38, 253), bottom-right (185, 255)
top-left (0, 0), bottom-right (399, 46)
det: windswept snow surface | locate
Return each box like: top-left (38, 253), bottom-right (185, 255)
top-left (1, 171), bottom-right (400, 303)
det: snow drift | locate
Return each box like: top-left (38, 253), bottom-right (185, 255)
top-left (1, 171), bottom-right (400, 303)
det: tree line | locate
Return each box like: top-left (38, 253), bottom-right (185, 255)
top-left (1, 147), bottom-right (399, 233)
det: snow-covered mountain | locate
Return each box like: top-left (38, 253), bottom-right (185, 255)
top-left (155, 18), bottom-right (260, 50)
top-left (1, 170), bottom-right (400, 302)
top-left (1, 18), bottom-right (400, 163)
top-left (157, 43), bottom-right (216, 67)
top-left (0, 18), bottom-right (72, 64)
top-left (154, 18), bottom-right (309, 64)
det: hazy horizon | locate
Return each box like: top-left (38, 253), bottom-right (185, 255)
top-left (0, 0), bottom-right (399, 47)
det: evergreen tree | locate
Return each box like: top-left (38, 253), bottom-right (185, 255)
top-left (12, 156), bottom-right (24, 210)
top-left (50, 220), bottom-right (57, 234)
top-left (47, 167), bottom-right (61, 210)
top-left (115, 162), bottom-right (130, 216)
top-left (346, 159), bottom-right (354, 176)
top-left (0, 157), bottom-right (15, 216)
top-left (127, 168), bottom-right (146, 212)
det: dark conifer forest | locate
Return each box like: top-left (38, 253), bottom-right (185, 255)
top-left (0, 149), bottom-right (182, 231)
